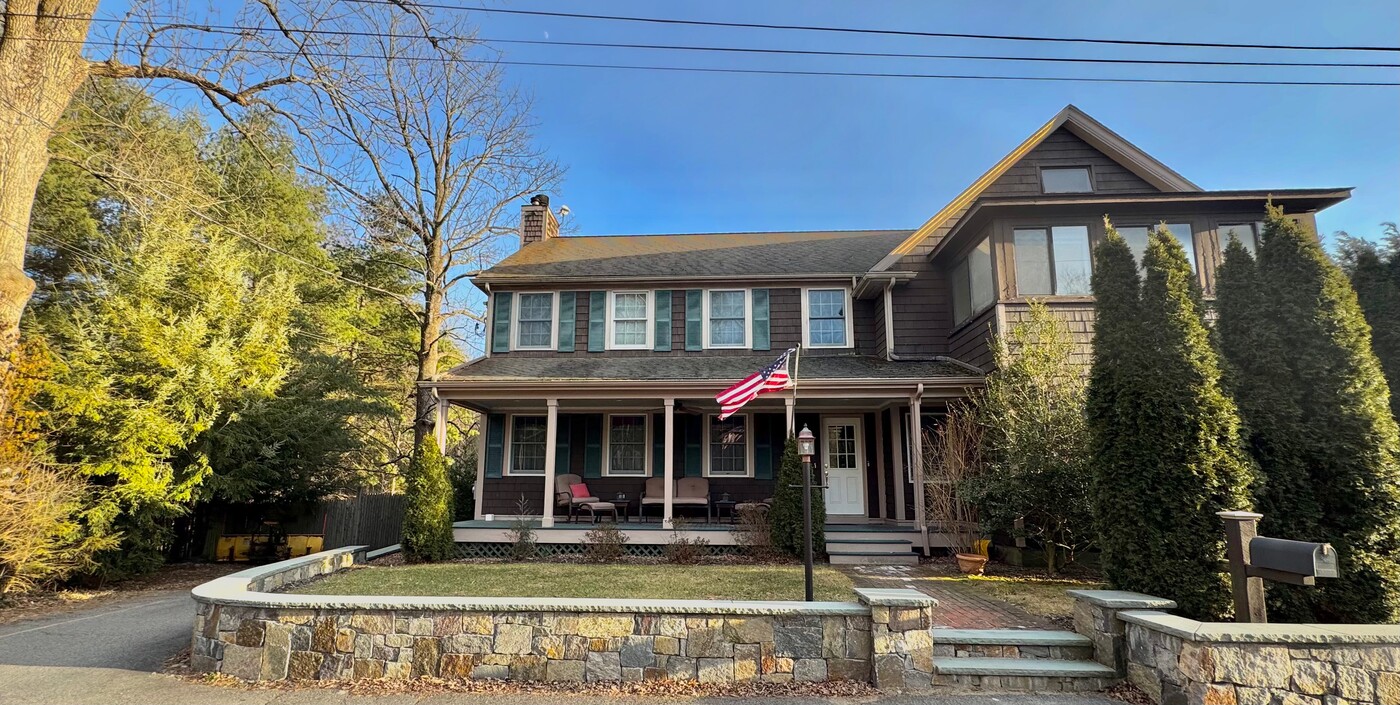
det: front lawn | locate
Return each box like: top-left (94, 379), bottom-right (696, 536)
top-left (292, 563), bottom-right (855, 601)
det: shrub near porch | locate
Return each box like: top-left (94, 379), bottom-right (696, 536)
top-left (292, 563), bottom-right (854, 601)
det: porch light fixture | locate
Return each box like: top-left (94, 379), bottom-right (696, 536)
top-left (797, 425), bottom-right (815, 462)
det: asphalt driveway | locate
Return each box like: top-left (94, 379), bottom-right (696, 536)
top-left (0, 588), bottom-right (1119, 705)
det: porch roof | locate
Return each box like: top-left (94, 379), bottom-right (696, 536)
top-left (435, 354), bottom-right (980, 384)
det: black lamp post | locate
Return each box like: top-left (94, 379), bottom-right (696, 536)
top-left (797, 424), bottom-right (817, 602)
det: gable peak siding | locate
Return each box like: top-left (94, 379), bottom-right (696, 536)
top-left (985, 127), bottom-right (1159, 197)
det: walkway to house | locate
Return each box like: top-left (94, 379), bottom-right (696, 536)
top-left (838, 564), bottom-right (1061, 630)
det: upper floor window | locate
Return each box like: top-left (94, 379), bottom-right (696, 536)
top-left (1040, 167), bottom-right (1093, 194)
top-left (705, 289), bottom-right (749, 348)
top-left (608, 291), bottom-right (651, 350)
top-left (951, 236), bottom-right (995, 325)
top-left (1118, 223), bottom-right (1197, 272)
top-left (1013, 225), bottom-right (1092, 296)
top-left (804, 288), bottom-right (851, 348)
top-left (605, 414), bottom-right (648, 476)
top-left (1219, 222), bottom-right (1263, 258)
top-left (707, 414), bottom-right (749, 477)
top-left (514, 292), bottom-right (556, 349)
top-left (508, 415), bottom-right (547, 475)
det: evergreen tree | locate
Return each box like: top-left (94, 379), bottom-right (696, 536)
top-left (1089, 222), bottom-right (1253, 620)
top-left (401, 440), bottom-right (456, 563)
top-left (1335, 224), bottom-right (1400, 423)
top-left (1217, 208), bottom-right (1400, 622)
top-left (768, 436), bottom-right (825, 558)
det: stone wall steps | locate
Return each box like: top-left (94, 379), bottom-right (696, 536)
top-left (932, 657), bottom-right (1117, 678)
top-left (932, 629), bottom-right (1092, 647)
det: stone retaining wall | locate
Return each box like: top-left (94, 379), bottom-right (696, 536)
top-left (1070, 589), bottom-right (1400, 705)
top-left (190, 548), bottom-right (939, 688)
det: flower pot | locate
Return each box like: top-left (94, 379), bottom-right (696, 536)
top-left (955, 552), bottom-right (989, 575)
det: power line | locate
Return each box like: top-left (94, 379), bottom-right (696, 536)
top-left (65, 25), bottom-right (1400, 70)
top-left (342, 0), bottom-right (1400, 54)
top-left (32, 35), bottom-right (1400, 87)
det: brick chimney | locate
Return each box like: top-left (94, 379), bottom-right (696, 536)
top-left (520, 194), bottom-right (559, 246)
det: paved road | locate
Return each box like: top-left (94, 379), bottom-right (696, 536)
top-left (0, 590), bottom-right (1118, 705)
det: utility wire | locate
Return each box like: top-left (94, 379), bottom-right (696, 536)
top-left (341, 0), bottom-right (1400, 54)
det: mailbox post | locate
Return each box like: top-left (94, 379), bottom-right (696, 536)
top-left (1218, 511), bottom-right (1339, 623)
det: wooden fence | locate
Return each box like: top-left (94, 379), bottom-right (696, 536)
top-left (315, 491), bottom-right (407, 550)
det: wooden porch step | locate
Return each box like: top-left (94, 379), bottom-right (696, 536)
top-left (827, 550), bottom-right (920, 565)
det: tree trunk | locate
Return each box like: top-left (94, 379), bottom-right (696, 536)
top-left (0, 1), bottom-right (99, 354)
top-left (413, 247), bottom-right (445, 449)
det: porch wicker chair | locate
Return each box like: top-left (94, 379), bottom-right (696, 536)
top-left (674, 477), bottom-right (712, 524)
top-left (554, 473), bottom-right (599, 523)
top-left (639, 477), bottom-right (666, 523)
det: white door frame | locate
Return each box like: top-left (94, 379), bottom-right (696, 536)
top-left (820, 415), bottom-right (867, 517)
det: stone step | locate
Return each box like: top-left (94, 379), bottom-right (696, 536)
top-left (827, 551), bottom-right (920, 565)
top-left (932, 657), bottom-right (1117, 678)
top-left (932, 629), bottom-right (1093, 660)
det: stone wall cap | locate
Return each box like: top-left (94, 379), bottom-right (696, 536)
top-left (853, 588), bottom-right (938, 608)
top-left (1119, 609), bottom-right (1400, 645)
top-left (1066, 589), bottom-right (1177, 609)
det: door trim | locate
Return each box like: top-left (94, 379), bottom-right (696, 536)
top-left (820, 415), bottom-right (867, 517)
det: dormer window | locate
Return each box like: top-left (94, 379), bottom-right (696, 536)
top-left (1040, 167), bottom-right (1093, 194)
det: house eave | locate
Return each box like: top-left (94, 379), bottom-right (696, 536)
top-left (472, 271), bottom-right (866, 292)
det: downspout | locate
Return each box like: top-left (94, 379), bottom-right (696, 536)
top-left (482, 282), bottom-right (493, 358)
top-left (883, 281), bottom-right (895, 362)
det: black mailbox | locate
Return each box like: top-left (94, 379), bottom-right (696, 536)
top-left (1249, 537), bottom-right (1339, 583)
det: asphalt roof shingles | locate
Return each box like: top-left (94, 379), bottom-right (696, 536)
top-left (477, 230), bottom-right (913, 280)
top-left (441, 354), bottom-right (978, 382)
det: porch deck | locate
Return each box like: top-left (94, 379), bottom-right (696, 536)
top-left (452, 518), bottom-right (930, 549)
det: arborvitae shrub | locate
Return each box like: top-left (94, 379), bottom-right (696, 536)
top-left (401, 440), bottom-right (456, 563)
top-left (768, 436), bottom-right (825, 558)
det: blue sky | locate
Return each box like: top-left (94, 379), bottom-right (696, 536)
top-left (455, 0), bottom-right (1399, 244)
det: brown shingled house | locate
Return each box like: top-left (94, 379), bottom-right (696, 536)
top-left (425, 105), bottom-right (1349, 563)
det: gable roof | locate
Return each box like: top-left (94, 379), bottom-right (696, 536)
top-left (869, 105), bottom-right (1200, 272)
top-left (474, 229), bottom-right (911, 284)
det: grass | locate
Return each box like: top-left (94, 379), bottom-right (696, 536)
top-left (293, 563), bottom-right (856, 602)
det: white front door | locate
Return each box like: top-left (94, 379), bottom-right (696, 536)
top-left (822, 417), bottom-right (866, 516)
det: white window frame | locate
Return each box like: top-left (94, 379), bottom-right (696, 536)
top-left (606, 290), bottom-right (653, 351)
top-left (703, 413), bottom-right (754, 478)
top-left (603, 413), bottom-right (651, 477)
top-left (801, 287), bottom-right (854, 349)
top-left (512, 291), bottom-right (558, 351)
top-left (504, 414), bottom-right (549, 476)
top-left (703, 288), bottom-right (751, 349)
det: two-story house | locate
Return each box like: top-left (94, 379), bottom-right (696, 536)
top-left (427, 105), bottom-right (1349, 563)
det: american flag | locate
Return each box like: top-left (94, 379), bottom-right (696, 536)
top-left (716, 348), bottom-right (797, 420)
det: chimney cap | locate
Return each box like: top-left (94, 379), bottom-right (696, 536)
top-left (529, 194), bottom-right (550, 207)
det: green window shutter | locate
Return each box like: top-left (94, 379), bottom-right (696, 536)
top-left (582, 414), bottom-right (603, 478)
top-left (653, 290), bottom-right (672, 352)
top-left (652, 413), bottom-right (666, 476)
top-left (685, 290), bottom-right (703, 351)
top-left (485, 413), bottom-right (506, 478)
top-left (491, 292), bottom-right (512, 353)
top-left (751, 288), bottom-right (770, 351)
top-left (557, 292), bottom-right (577, 352)
top-left (754, 413), bottom-right (776, 479)
top-left (683, 414), bottom-right (704, 477)
top-left (588, 292), bottom-right (606, 352)
top-left (554, 414), bottom-right (573, 474)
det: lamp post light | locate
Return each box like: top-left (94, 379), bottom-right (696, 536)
top-left (797, 424), bottom-right (817, 602)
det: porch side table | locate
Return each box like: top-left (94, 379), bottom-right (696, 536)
top-left (713, 499), bottom-right (738, 524)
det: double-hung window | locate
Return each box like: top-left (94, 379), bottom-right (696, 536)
top-left (609, 291), bottom-right (650, 349)
top-left (707, 414), bottom-right (749, 477)
top-left (1013, 225), bottom-right (1092, 296)
top-left (515, 292), bottom-right (555, 349)
top-left (805, 288), bottom-right (850, 348)
top-left (951, 236), bottom-right (995, 325)
top-left (606, 415), bottom-right (648, 476)
top-left (706, 290), bottom-right (748, 348)
top-left (1117, 223), bottom-right (1197, 272)
top-left (1219, 222), bottom-right (1263, 258)
top-left (508, 416), bottom-right (547, 475)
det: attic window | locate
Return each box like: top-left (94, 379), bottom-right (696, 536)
top-left (1041, 167), bottom-right (1093, 194)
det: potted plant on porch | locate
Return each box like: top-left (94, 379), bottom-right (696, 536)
top-left (923, 406), bottom-right (988, 574)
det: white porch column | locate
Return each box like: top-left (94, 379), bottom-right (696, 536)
top-left (874, 407), bottom-right (888, 520)
top-left (891, 408), bottom-right (906, 521)
top-left (473, 411), bottom-right (486, 519)
top-left (663, 398), bottom-right (676, 528)
top-left (542, 399), bottom-right (559, 528)
top-left (910, 388), bottom-right (927, 539)
top-left (434, 397), bottom-right (449, 454)
top-left (784, 394), bottom-right (796, 436)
